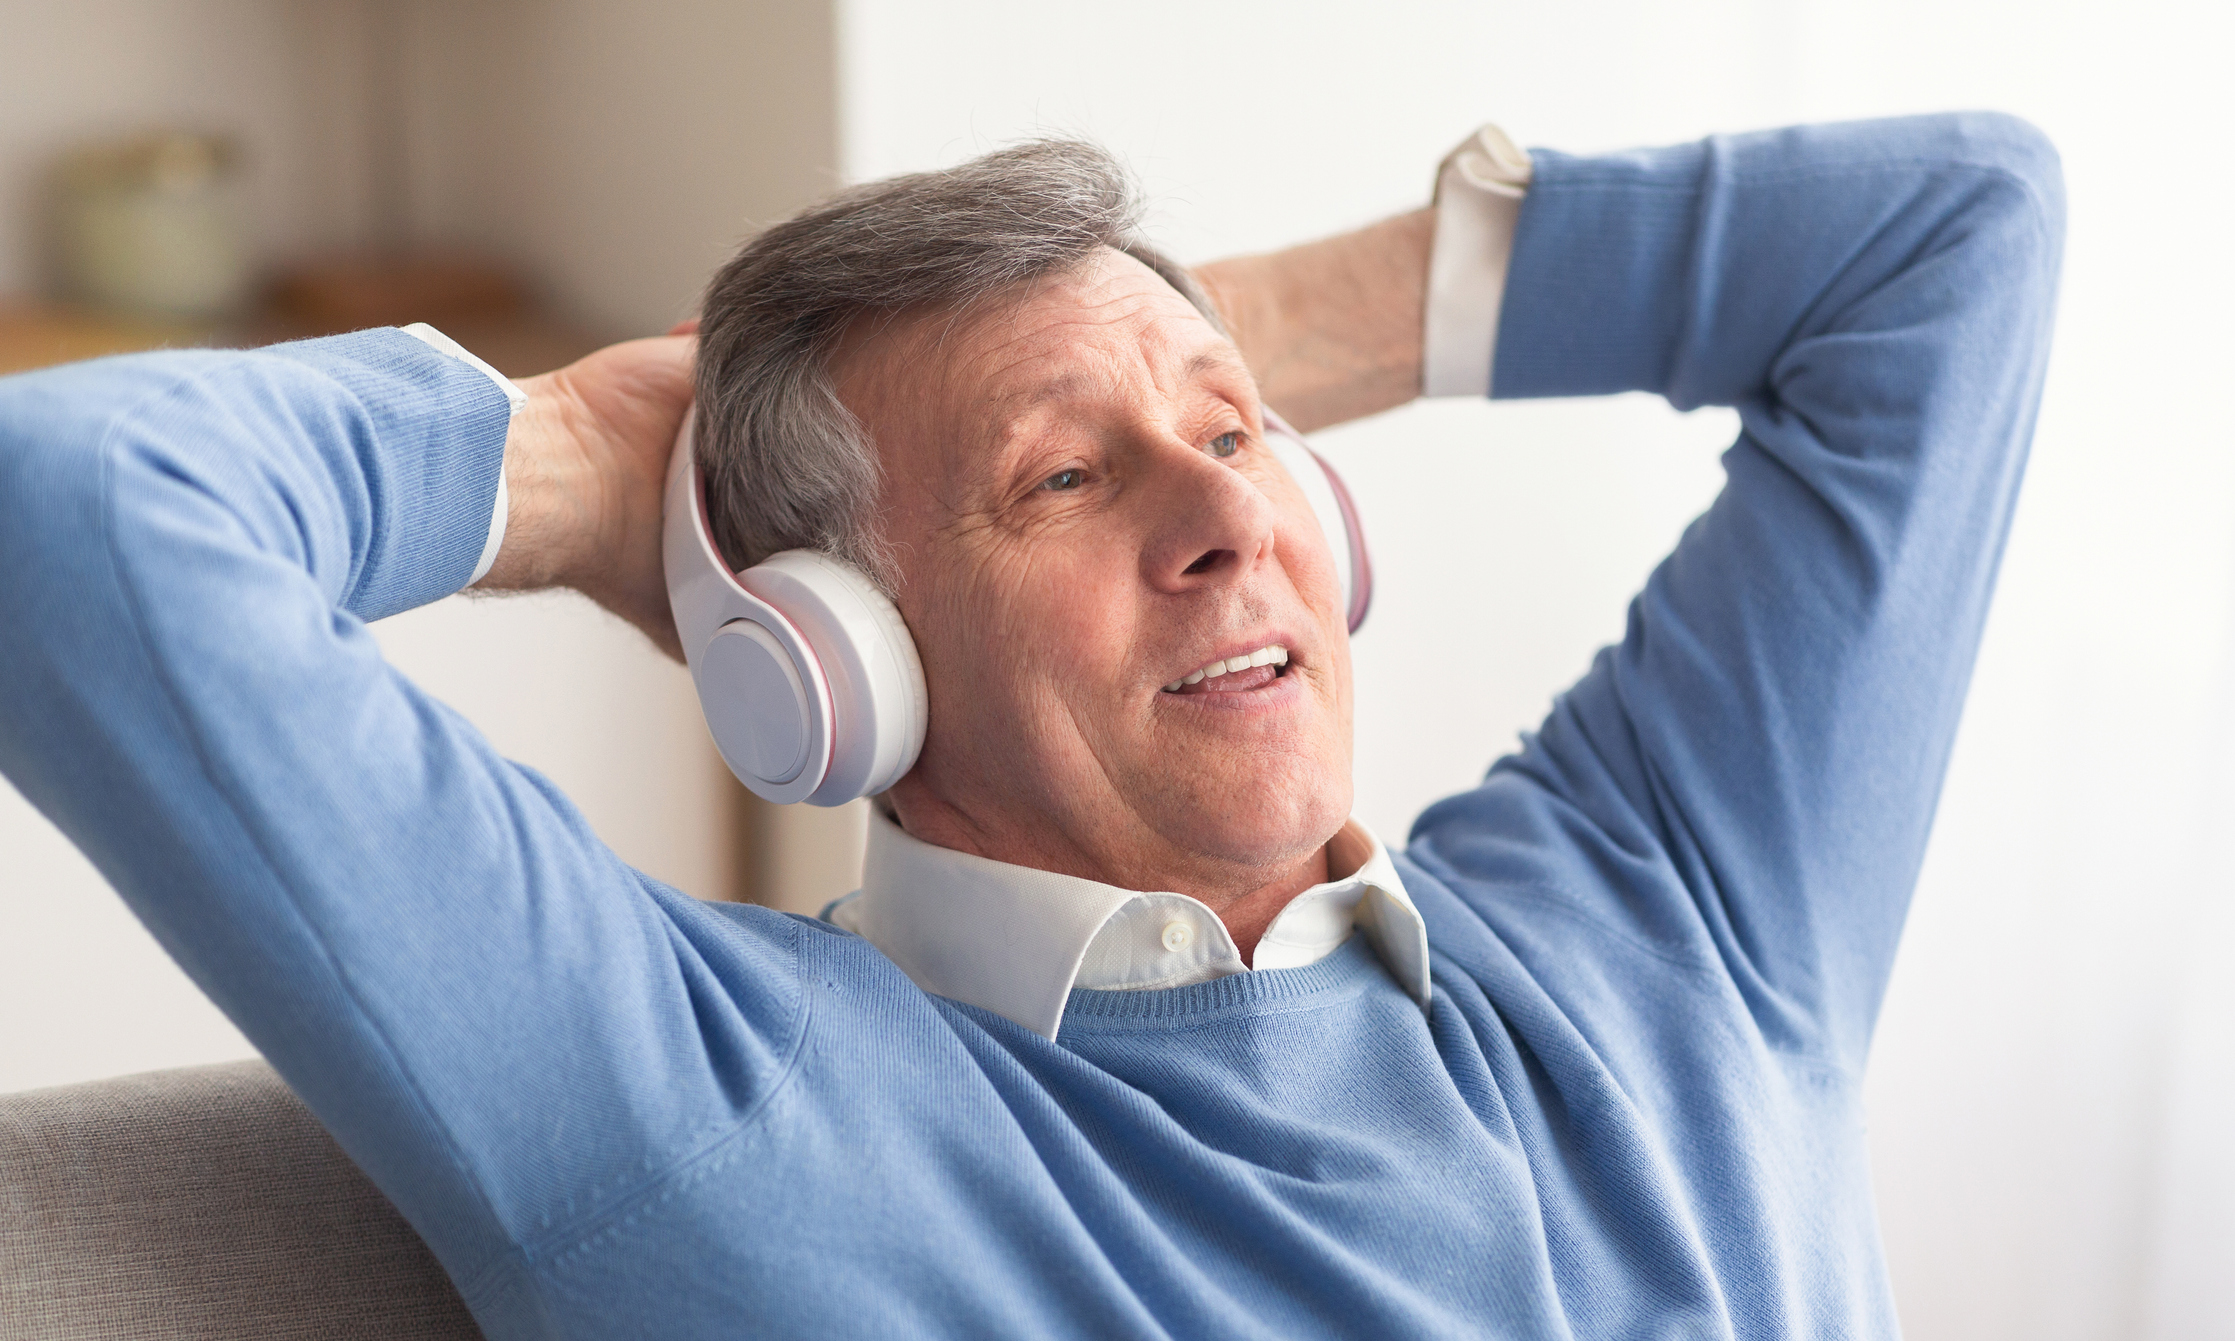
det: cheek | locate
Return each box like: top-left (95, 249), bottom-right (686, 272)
top-left (1275, 508), bottom-right (1347, 634)
top-left (912, 536), bottom-right (1136, 744)
top-left (1269, 503), bottom-right (1356, 736)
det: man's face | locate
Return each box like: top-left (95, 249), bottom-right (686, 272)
top-left (835, 248), bottom-right (1354, 898)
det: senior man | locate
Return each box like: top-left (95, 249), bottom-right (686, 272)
top-left (0, 111), bottom-right (2061, 1338)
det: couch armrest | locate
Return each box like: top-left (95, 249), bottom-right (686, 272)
top-left (0, 1059), bottom-right (480, 1339)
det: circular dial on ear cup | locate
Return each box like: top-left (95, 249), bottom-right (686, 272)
top-left (699, 620), bottom-right (813, 785)
top-left (741, 550), bottom-right (928, 806)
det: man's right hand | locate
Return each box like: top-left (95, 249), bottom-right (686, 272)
top-left (473, 325), bottom-right (698, 661)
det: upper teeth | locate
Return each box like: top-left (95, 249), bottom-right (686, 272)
top-left (1163, 645), bottom-right (1288, 692)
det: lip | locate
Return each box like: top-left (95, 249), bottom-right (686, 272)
top-left (1155, 631), bottom-right (1304, 706)
top-left (1156, 667), bottom-right (1305, 713)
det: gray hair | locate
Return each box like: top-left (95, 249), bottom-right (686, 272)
top-left (693, 138), bottom-right (1223, 591)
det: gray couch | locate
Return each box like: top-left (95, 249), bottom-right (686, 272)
top-left (0, 1061), bottom-right (480, 1339)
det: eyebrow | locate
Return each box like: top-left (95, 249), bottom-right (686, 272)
top-left (976, 339), bottom-right (1256, 490)
top-left (1176, 344), bottom-right (1252, 390)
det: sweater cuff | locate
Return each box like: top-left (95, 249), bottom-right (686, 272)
top-left (258, 329), bottom-right (514, 619)
top-left (1421, 124), bottom-right (1533, 399)
top-left (398, 323), bottom-right (525, 584)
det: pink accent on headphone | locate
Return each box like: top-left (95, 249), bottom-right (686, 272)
top-left (1261, 407), bottom-right (1373, 635)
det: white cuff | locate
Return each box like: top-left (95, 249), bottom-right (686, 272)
top-left (398, 322), bottom-right (525, 585)
top-left (1422, 124), bottom-right (1533, 399)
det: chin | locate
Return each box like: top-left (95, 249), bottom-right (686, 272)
top-left (1159, 752), bottom-right (1351, 870)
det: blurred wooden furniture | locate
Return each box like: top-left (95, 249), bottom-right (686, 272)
top-left (0, 292), bottom-right (603, 382)
top-left (0, 303), bottom-right (215, 378)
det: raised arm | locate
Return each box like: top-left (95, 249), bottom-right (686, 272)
top-left (0, 332), bottom-right (803, 1301)
top-left (1195, 207), bottom-right (1435, 431)
top-left (1211, 113), bottom-right (2065, 1062)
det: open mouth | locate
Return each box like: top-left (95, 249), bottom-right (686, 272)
top-left (1161, 645), bottom-right (1290, 695)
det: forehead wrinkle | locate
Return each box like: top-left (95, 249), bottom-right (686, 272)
top-left (974, 303), bottom-right (1220, 433)
top-left (879, 247), bottom-right (1218, 412)
top-left (968, 299), bottom-right (1172, 395)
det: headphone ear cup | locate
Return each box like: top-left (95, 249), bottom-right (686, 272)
top-left (665, 407), bottom-right (843, 806)
top-left (739, 551), bottom-right (927, 806)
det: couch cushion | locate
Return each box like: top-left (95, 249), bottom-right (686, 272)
top-left (0, 1059), bottom-right (480, 1339)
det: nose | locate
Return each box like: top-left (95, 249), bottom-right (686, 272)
top-left (1138, 441), bottom-right (1278, 597)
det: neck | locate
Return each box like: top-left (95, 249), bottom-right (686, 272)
top-left (1216, 847), bottom-right (1332, 965)
top-left (884, 786), bottom-right (1339, 964)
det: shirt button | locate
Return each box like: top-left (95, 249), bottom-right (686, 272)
top-left (1160, 921), bottom-right (1194, 952)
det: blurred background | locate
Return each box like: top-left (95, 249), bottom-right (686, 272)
top-left (1, 0), bottom-right (2229, 1336)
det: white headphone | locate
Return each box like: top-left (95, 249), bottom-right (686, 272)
top-left (663, 406), bottom-right (1372, 806)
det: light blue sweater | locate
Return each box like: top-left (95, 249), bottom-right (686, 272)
top-left (0, 114), bottom-right (2063, 1338)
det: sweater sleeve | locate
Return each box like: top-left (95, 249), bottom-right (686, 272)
top-left (1407, 113), bottom-right (2065, 1063)
top-left (0, 332), bottom-right (803, 1298)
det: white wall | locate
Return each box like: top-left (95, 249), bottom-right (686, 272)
top-left (407, 0), bottom-right (841, 338)
top-left (1772, 5), bottom-right (2233, 1336)
top-left (833, 1), bottom-right (2235, 1338)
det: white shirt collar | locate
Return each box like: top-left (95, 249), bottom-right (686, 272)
top-left (828, 809), bottom-right (1431, 1040)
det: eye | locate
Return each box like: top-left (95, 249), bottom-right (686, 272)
top-left (1041, 468), bottom-right (1086, 492)
top-left (1208, 431), bottom-right (1240, 459)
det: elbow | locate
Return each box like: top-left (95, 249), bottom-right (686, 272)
top-left (1946, 111), bottom-right (2067, 257)
top-left (1870, 112), bottom-right (2067, 320)
top-left (0, 375), bottom-right (112, 548)
top-left (0, 358), bottom-right (201, 614)
top-left (1968, 110), bottom-right (2064, 211)
top-left (0, 374), bottom-right (128, 683)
